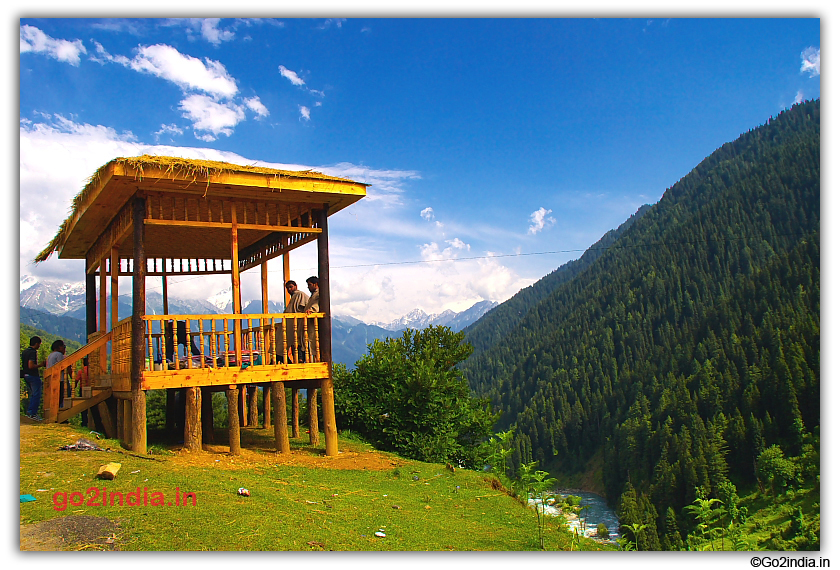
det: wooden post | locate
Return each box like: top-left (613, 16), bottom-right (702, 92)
top-left (162, 262), bottom-right (169, 315)
top-left (123, 399), bottom-right (133, 448)
top-left (201, 386), bottom-right (215, 444)
top-left (86, 270), bottom-right (97, 337)
top-left (263, 383), bottom-right (272, 428)
top-left (111, 247), bottom-right (120, 329)
top-left (316, 205), bottom-right (338, 456)
top-left (227, 386), bottom-right (241, 455)
top-left (272, 382), bottom-right (290, 453)
top-left (99, 258), bottom-right (108, 375)
top-left (184, 386), bottom-right (202, 452)
top-left (239, 384), bottom-right (247, 427)
top-left (308, 388), bottom-right (319, 447)
top-left (131, 196), bottom-right (147, 454)
top-left (116, 399), bottom-right (124, 441)
top-left (230, 203), bottom-right (243, 368)
top-left (291, 389), bottom-right (300, 438)
top-left (248, 386), bottom-right (259, 427)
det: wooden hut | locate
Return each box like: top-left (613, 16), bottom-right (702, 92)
top-left (35, 155), bottom-right (368, 455)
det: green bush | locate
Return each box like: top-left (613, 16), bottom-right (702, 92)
top-left (333, 326), bottom-right (497, 467)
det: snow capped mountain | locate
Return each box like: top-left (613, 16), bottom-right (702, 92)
top-left (20, 276), bottom-right (87, 315)
top-left (20, 276), bottom-right (499, 335)
top-left (374, 301), bottom-right (498, 332)
top-left (207, 287), bottom-right (233, 312)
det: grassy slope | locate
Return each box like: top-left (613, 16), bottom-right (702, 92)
top-left (20, 423), bottom-right (615, 552)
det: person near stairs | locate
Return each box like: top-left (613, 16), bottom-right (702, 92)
top-left (46, 339), bottom-right (68, 409)
top-left (21, 336), bottom-right (45, 420)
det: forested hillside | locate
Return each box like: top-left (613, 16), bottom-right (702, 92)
top-left (461, 100), bottom-right (819, 546)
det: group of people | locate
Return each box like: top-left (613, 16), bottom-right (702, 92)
top-left (21, 335), bottom-right (90, 422)
top-left (283, 276), bottom-right (319, 363)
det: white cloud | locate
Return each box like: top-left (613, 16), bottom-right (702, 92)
top-left (179, 94), bottom-right (245, 140)
top-left (189, 18), bottom-right (236, 46)
top-left (129, 44), bottom-right (238, 98)
top-left (299, 105), bottom-right (311, 121)
top-left (800, 47), bottom-right (820, 77)
top-left (244, 96), bottom-right (269, 118)
top-left (527, 207), bottom-right (556, 235)
top-left (446, 238), bottom-right (470, 251)
top-left (420, 207), bottom-right (435, 221)
top-left (279, 65), bottom-right (306, 86)
top-left (20, 24), bottom-right (87, 66)
top-left (794, 90), bottom-right (805, 105)
top-left (154, 123), bottom-right (184, 140)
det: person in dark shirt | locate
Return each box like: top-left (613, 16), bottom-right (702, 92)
top-left (21, 336), bottom-right (46, 420)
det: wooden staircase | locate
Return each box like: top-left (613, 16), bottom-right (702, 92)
top-left (57, 386), bottom-right (113, 424)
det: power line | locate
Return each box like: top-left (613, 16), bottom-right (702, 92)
top-left (150, 230), bottom-right (811, 288)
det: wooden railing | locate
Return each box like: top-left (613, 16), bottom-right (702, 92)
top-left (43, 331), bottom-right (112, 422)
top-left (141, 313), bottom-right (324, 373)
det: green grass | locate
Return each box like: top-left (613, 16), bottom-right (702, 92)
top-left (20, 423), bottom-right (615, 551)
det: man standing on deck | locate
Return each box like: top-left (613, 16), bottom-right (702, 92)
top-left (284, 280), bottom-right (309, 363)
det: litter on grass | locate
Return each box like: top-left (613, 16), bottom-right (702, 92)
top-left (58, 438), bottom-right (106, 452)
top-left (238, 488), bottom-right (250, 497)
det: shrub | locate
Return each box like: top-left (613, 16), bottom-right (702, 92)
top-left (333, 326), bottom-right (497, 467)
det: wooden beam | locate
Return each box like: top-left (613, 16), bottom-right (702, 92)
top-left (99, 257), bottom-right (107, 372)
top-left (291, 389), bottom-right (300, 438)
top-left (97, 401), bottom-right (116, 439)
top-left (145, 218), bottom-right (322, 234)
top-left (248, 386), bottom-right (259, 427)
top-left (230, 203), bottom-right (243, 369)
top-left (131, 196), bottom-right (148, 454)
top-left (140, 362), bottom-right (331, 390)
top-left (86, 271), bottom-right (97, 337)
top-left (272, 382), bottom-right (290, 453)
top-left (307, 388), bottom-right (319, 447)
top-left (227, 387), bottom-right (241, 455)
top-left (316, 206), bottom-right (338, 456)
top-left (262, 383), bottom-right (271, 428)
top-left (184, 386), bottom-right (202, 452)
top-left (110, 247), bottom-right (120, 375)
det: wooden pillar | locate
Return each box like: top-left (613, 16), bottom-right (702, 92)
top-left (86, 270), bottom-right (97, 336)
top-left (239, 385), bottom-right (247, 427)
top-left (111, 247), bottom-right (120, 328)
top-left (99, 258), bottom-right (108, 374)
top-left (226, 386), bottom-right (241, 455)
top-left (230, 203), bottom-right (243, 367)
top-left (248, 386), bottom-right (259, 427)
top-left (316, 205), bottom-right (338, 456)
top-left (308, 388), bottom-right (319, 447)
top-left (131, 196), bottom-right (147, 454)
top-left (162, 262), bottom-right (169, 315)
top-left (201, 387), bottom-right (215, 444)
top-left (272, 382), bottom-right (290, 453)
top-left (184, 386), bottom-right (202, 452)
top-left (116, 399), bottom-right (124, 441)
top-left (263, 384), bottom-right (272, 428)
top-left (123, 399), bottom-right (133, 448)
top-left (291, 389), bottom-right (300, 438)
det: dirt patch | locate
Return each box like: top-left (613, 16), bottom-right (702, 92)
top-left (167, 441), bottom-right (404, 472)
top-left (20, 515), bottom-right (120, 551)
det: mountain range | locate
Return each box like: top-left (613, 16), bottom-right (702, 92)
top-left (19, 277), bottom-right (497, 366)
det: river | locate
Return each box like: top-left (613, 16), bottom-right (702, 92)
top-left (529, 489), bottom-right (620, 543)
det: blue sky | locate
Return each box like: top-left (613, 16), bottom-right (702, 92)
top-left (18, 17), bottom-right (821, 324)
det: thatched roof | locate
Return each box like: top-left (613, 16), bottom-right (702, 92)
top-left (35, 155), bottom-right (368, 263)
